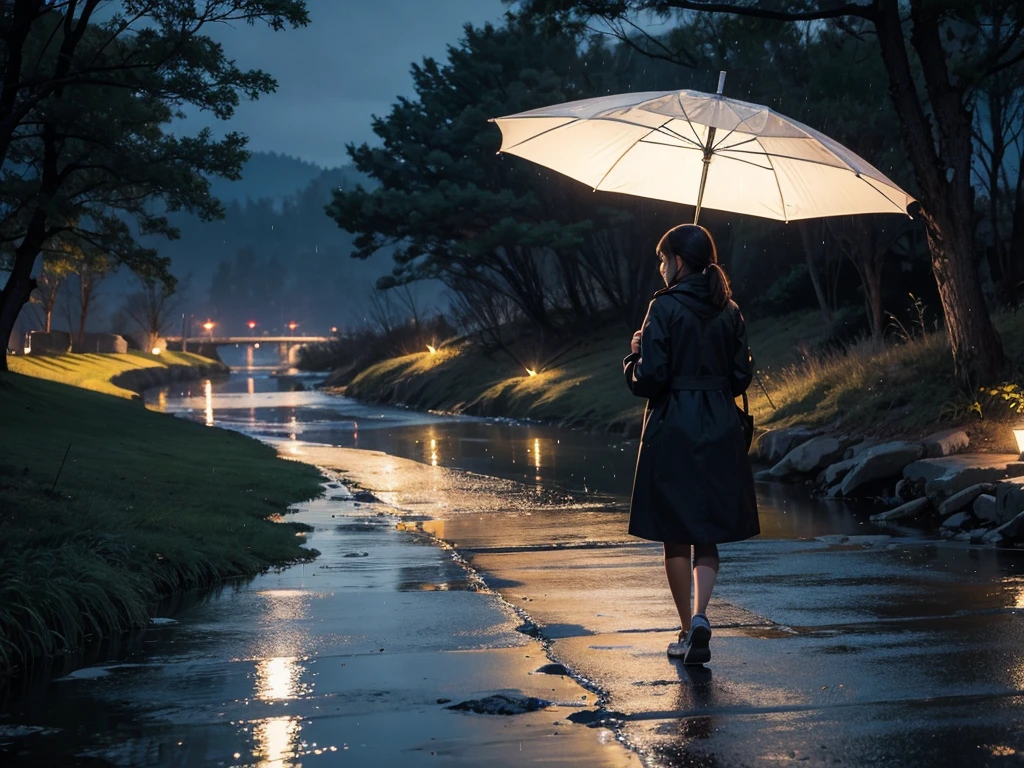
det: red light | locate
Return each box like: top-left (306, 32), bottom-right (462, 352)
top-left (288, 322), bottom-right (298, 331)
top-left (247, 321), bottom-right (256, 330)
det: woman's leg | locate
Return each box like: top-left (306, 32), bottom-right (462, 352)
top-left (664, 542), bottom-right (693, 633)
top-left (692, 544), bottom-right (720, 617)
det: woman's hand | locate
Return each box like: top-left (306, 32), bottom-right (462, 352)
top-left (631, 330), bottom-right (642, 354)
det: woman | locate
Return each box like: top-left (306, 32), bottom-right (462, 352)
top-left (623, 223), bottom-right (759, 665)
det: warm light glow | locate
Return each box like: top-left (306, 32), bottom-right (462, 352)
top-left (331, 326), bottom-right (338, 333)
top-left (247, 377), bottom-right (255, 395)
top-left (254, 342), bottom-right (260, 349)
top-left (247, 320), bottom-right (257, 330)
top-left (151, 347), bottom-right (162, 355)
top-left (257, 656), bottom-right (299, 701)
top-left (252, 715), bottom-right (300, 768)
top-left (288, 322), bottom-right (298, 331)
top-left (430, 437), bottom-right (438, 467)
top-left (202, 320), bottom-right (214, 331)
top-left (533, 437), bottom-right (541, 471)
top-left (1014, 428), bottom-right (1024, 456)
top-left (426, 344), bottom-right (437, 354)
top-left (204, 379), bottom-right (213, 426)
top-left (526, 368), bottom-right (538, 377)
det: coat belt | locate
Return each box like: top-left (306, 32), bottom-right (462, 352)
top-left (669, 375), bottom-right (730, 391)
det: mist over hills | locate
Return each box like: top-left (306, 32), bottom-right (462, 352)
top-left (158, 151), bottom-right (402, 336)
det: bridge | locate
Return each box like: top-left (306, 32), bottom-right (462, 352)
top-left (164, 335), bottom-right (334, 367)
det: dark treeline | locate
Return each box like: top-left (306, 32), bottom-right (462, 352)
top-left (328, 6), bottom-right (1022, 382)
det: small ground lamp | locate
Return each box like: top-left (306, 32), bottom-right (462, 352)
top-left (525, 367), bottom-right (538, 377)
top-left (151, 347), bottom-right (162, 355)
top-left (426, 344), bottom-right (437, 354)
top-left (1014, 426), bottom-right (1024, 460)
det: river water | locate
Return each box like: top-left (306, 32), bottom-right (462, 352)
top-left (5, 371), bottom-right (1024, 767)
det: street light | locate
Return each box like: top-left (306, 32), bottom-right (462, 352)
top-left (288, 321), bottom-right (298, 335)
top-left (247, 320), bottom-right (257, 331)
top-left (203, 320), bottom-right (214, 340)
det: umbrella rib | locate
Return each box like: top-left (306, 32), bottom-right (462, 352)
top-left (652, 124), bottom-right (704, 149)
top-left (674, 93), bottom-right (708, 149)
top-left (499, 118), bottom-right (581, 154)
top-left (857, 174), bottom-right (911, 215)
top-left (639, 138), bottom-right (772, 170)
top-left (593, 118), bottom-right (676, 191)
top-left (759, 140), bottom-right (790, 223)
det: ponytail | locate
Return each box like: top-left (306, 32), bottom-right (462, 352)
top-left (704, 262), bottom-right (732, 310)
top-left (657, 223), bottom-right (732, 309)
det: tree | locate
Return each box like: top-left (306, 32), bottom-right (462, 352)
top-left (522, 0), bottom-right (1024, 385)
top-left (31, 241), bottom-right (75, 333)
top-left (122, 275), bottom-right (184, 351)
top-left (0, 0), bottom-right (310, 371)
top-left (328, 16), bottom-right (671, 340)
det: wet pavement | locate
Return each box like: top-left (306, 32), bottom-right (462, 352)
top-left (5, 374), bottom-right (1024, 767)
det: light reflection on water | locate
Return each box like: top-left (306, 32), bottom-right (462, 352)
top-left (148, 373), bottom-right (888, 538)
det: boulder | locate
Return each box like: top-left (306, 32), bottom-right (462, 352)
top-left (844, 440), bottom-right (880, 461)
top-left (994, 478), bottom-right (1024, 526)
top-left (838, 441), bottom-right (926, 497)
top-left (902, 454), bottom-right (1024, 503)
top-left (756, 427), bottom-right (820, 464)
top-left (869, 497), bottom-right (930, 522)
top-left (922, 428), bottom-right (970, 458)
top-left (770, 436), bottom-right (849, 479)
top-left (821, 457), bottom-right (860, 487)
top-left (940, 511), bottom-right (972, 530)
top-left (968, 528), bottom-right (993, 544)
top-left (754, 469), bottom-right (774, 482)
top-left (972, 494), bottom-right (998, 523)
top-left (936, 483), bottom-right (997, 517)
top-left (984, 510), bottom-right (1024, 543)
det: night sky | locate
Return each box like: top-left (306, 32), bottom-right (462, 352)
top-left (181, 0), bottom-right (508, 168)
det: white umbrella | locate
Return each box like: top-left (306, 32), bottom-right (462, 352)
top-left (491, 73), bottom-right (914, 224)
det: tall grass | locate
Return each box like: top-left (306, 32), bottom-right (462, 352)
top-left (0, 372), bottom-right (324, 677)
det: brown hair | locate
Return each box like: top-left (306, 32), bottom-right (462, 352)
top-left (656, 224), bottom-right (732, 309)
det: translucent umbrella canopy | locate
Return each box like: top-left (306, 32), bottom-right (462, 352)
top-left (492, 86), bottom-right (914, 223)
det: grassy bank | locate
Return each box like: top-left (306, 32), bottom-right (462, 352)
top-left (339, 310), bottom-right (1024, 450)
top-left (0, 372), bottom-right (324, 676)
top-left (7, 350), bottom-right (224, 399)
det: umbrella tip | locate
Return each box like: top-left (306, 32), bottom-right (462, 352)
top-left (717, 71), bottom-right (727, 95)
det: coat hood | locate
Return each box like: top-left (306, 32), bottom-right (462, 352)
top-left (658, 273), bottom-right (722, 319)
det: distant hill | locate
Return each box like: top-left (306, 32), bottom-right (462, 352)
top-left (210, 151), bottom-right (335, 206)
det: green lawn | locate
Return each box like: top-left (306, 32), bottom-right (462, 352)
top-left (8, 350), bottom-right (219, 398)
top-left (0, 372), bottom-right (324, 676)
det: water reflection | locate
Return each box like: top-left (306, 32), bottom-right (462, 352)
top-left (256, 656), bottom-right (301, 701)
top-left (204, 379), bottom-right (213, 426)
top-left (252, 715), bottom-right (300, 768)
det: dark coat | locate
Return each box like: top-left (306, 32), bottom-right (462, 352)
top-left (623, 273), bottom-right (759, 545)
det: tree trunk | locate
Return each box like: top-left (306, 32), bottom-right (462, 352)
top-left (0, 250), bottom-right (39, 371)
top-left (797, 220), bottom-right (833, 326)
top-left (1009, 155), bottom-right (1024, 301)
top-left (874, 0), bottom-right (1004, 385)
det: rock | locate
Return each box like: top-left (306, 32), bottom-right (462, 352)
top-left (972, 494), bottom-right (998, 523)
top-left (839, 442), bottom-right (926, 497)
top-left (822, 457), bottom-right (860, 487)
top-left (988, 509), bottom-right (1024, 542)
top-left (815, 534), bottom-right (892, 547)
top-left (903, 454), bottom-right (1024, 503)
top-left (968, 528), bottom-right (992, 544)
top-left (994, 477), bottom-right (1024, 526)
top-left (844, 440), bottom-right (880, 461)
top-left (754, 469), bottom-right (774, 482)
top-left (352, 491), bottom-right (380, 503)
top-left (922, 428), bottom-right (970, 458)
top-left (756, 427), bottom-right (820, 464)
top-left (447, 693), bottom-right (551, 715)
top-left (770, 436), bottom-right (849, 479)
top-left (937, 483), bottom-right (997, 517)
top-left (940, 511), bottom-right (972, 530)
top-left (869, 497), bottom-right (930, 522)
top-left (535, 663), bottom-right (570, 676)
top-left (567, 709), bottom-right (628, 727)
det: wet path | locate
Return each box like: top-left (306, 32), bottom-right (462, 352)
top-left (5, 373), bottom-right (1024, 766)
